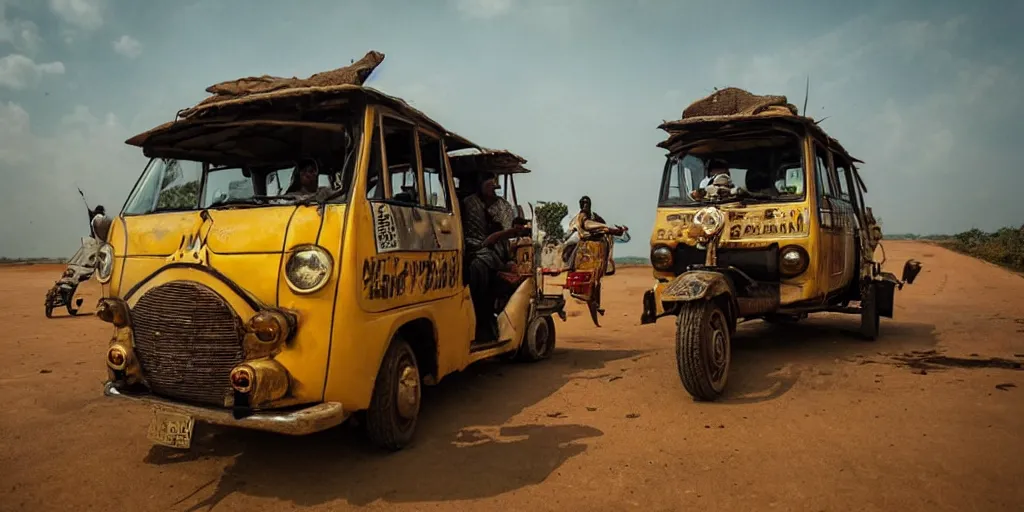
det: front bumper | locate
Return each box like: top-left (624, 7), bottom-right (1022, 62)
top-left (104, 382), bottom-right (348, 436)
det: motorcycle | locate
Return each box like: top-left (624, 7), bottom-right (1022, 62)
top-left (44, 237), bottom-right (100, 318)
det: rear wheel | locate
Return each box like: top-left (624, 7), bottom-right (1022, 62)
top-left (860, 283), bottom-right (880, 341)
top-left (675, 301), bottom-right (731, 401)
top-left (365, 337), bottom-right (421, 451)
top-left (515, 315), bottom-right (556, 362)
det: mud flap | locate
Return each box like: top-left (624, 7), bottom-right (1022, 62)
top-left (875, 279), bottom-right (896, 318)
top-left (641, 289), bottom-right (657, 325)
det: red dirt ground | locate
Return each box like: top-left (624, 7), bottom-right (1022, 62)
top-left (1, 241), bottom-right (1022, 511)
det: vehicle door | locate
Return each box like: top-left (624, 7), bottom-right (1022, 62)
top-left (811, 140), bottom-right (844, 295)
top-left (830, 152), bottom-right (858, 290)
top-left (357, 113), bottom-right (462, 313)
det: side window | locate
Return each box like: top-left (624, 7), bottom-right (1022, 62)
top-left (365, 121), bottom-right (385, 200)
top-left (419, 131), bottom-right (450, 210)
top-left (833, 155), bottom-right (852, 202)
top-left (813, 143), bottom-right (833, 198)
top-left (381, 117), bottom-right (420, 205)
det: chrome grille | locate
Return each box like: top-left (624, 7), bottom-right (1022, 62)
top-left (131, 281), bottom-right (244, 406)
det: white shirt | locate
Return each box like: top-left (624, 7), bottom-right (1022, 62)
top-left (91, 213), bottom-right (106, 239)
top-left (699, 172), bottom-right (731, 189)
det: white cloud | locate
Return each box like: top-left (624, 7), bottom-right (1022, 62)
top-left (706, 14), bottom-right (1023, 233)
top-left (453, 0), bottom-right (513, 19)
top-left (0, 102), bottom-right (145, 258)
top-left (0, 12), bottom-right (42, 55)
top-left (112, 34), bottom-right (141, 59)
top-left (0, 53), bottom-right (65, 89)
top-left (48, 0), bottom-right (103, 31)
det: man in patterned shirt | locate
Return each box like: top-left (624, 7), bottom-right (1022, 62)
top-left (461, 172), bottom-right (530, 342)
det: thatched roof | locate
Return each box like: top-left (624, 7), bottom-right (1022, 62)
top-left (188, 50), bottom-right (386, 113)
top-left (448, 149), bottom-right (531, 177)
top-left (680, 87), bottom-right (798, 120)
top-left (124, 51), bottom-right (479, 161)
top-left (658, 87), bottom-right (861, 164)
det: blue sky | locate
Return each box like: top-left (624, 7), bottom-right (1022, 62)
top-left (1, 0), bottom-right (1022, 258)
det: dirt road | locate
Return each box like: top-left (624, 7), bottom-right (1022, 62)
top-left (1, 241), bottom-right (1022, 511)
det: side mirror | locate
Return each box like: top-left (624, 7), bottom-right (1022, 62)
top-left (901, 259), bottom-right (922, 285)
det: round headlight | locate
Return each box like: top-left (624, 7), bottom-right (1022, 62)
top-left (651, 246), bottom-right (674, 271)
top-left (284, 245), bottom-right (333, 294)
top-left (693, 207), bottom-right (726, 236)
top-left (96, 244), bottom-right (114, 283)
top-left (779, 245), bottom-right (809, 277)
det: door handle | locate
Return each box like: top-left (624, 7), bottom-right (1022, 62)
top-left (439, 218), bottom-right (452, 234)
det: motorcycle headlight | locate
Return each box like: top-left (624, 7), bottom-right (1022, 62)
top-left (96, 244), bottom-right (114, 283)
top-left (693, 207), bottom-right (726, 236)
top-left (284, 245), bottom-right (333, 294)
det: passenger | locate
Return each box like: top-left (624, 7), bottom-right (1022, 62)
top-left (461, 172), bottom-right (530, 342)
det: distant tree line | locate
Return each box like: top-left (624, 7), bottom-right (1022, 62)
top-left (892, 224), bottom-right (1024, 272)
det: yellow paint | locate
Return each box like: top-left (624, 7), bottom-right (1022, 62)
top-left (205, 208), bottom-right (295, 253)
top-left (103, 102), bottom-right (546, 423)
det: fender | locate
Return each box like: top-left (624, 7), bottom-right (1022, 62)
top-left (660, 270), bottom-right (739, 334)
top-left (661, 270), bottom-right (736, 303)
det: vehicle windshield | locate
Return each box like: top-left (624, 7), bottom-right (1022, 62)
top-left (122, 121), bottom-right (359, 215)
top-left (659, 134), bottom-right (805, 207)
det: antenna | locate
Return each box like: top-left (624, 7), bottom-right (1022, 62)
top-left (802, 76), bottom-right (809, 115)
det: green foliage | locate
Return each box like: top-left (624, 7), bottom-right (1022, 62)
top-left (536, 201), bottom-right (568, 243)
top-left (943, 225), bottom-right (1024, 272)
top-left (156, 180), bottom-right (200, 210)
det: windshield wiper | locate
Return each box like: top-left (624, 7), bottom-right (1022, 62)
top-left (150, 206), bottom-right (196, 213)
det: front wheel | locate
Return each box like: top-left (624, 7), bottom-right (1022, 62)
top-left (675, 301), bottom-right (731, 401)
top-left (364, 337), bottom-right (421, 451)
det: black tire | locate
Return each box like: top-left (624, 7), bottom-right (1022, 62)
top-left (515, 315), bottom-right (556, 362)
top-left (44, 305), bottom-right (53, 318)
top-left (860, 283), bottom-right (880, 341)
top-left (364, 337), bottom-right (421, 451)
top-left (675, 301), bottom-right (731, 401)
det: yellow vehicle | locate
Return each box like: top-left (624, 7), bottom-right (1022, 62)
top-left (639, 88), bottom-right (922, 401)
top-left (94, 53), bottom-right (566, 451)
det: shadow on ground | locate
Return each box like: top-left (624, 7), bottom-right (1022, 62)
top-left (146, 347), bottom-right (641, 510)
top-left (715, 316), bottom-right (939, 404)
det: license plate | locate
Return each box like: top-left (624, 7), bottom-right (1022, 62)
top-left (146, 409), bottom-right (195, 449)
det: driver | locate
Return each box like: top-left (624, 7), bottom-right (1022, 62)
top-left (287, 159), bottom-right (321, 195)
top-left (89, 205), bottom-right (107, 241)
top-left (691, 159), bottom-right (734, 200)
top-left (562, 195), bottom-right (628, 265)
top-left (461, 172), bottom-right (530, 342)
